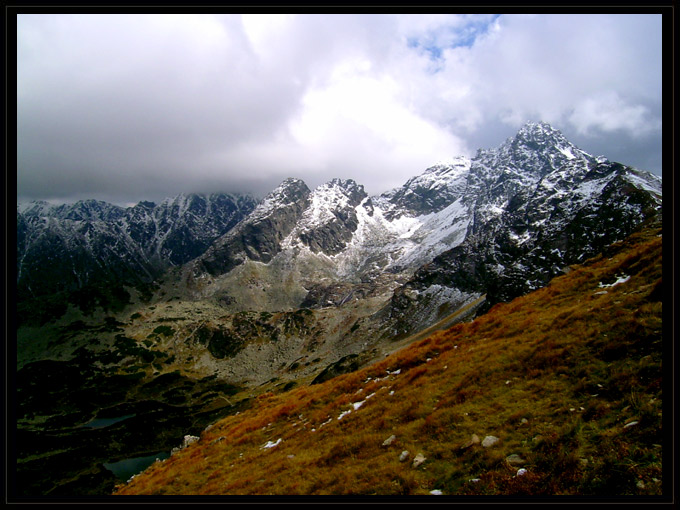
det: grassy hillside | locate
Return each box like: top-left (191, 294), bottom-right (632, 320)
top-left (114, 221), bottom-right (666, 498)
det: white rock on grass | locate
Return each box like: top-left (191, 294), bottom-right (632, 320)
top-left (482, 435), bottom-right (499, 448)
top-left (262, 438), bottom-right (282, 449)
top-left (506, 454), bottom-right (526, 466)
top-left (182, 435), bottom-right (200, 448)
top-left (460, 434), bottom-right (480, 449)
top-left (412, 453), bottom-right (426, 468)
top-left (382, 434), bottom-right (397, 447)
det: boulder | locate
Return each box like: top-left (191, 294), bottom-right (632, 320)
top-left (482, 435), bottom-right (499, 448)
top-left (412, 453), bottom-right (426, 468)
top-left (506, 454), bottom-right (526, 466)
top-left (382, 434), bottom-right (397, 447)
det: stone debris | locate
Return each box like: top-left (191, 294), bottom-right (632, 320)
top-left (460, 434), bottom-right (481, 450)
top-left (171, 434), bottom-right (201, 455)
top-left (182, 435), bottom-right (200, 448)
top-left (412, 453), bottom-right (427, 468)
top-left (482, 435), bottom-right (499, 448)
top-left (382, 434), bottom-right (397, 447)
top-left (262, 438), bottom-right (282, 449)
top-left (506, 454), bottom-right (526, 466)
top-left (399, 450), bottom-right (410, 462)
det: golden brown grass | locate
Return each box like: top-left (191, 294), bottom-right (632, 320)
top-left (114, 223), bottom-right (664, 497)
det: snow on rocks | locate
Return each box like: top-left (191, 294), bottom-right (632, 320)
top-left (338, 392), bottom-right (377, 421)
top-left (599, 274), bottom-right (631, 288)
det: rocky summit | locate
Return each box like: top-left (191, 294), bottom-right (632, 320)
top-left (13, 121), bottom-right (663, 497)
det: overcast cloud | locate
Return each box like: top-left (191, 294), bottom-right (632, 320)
top-left (16, 12), bottom-right (664, 206)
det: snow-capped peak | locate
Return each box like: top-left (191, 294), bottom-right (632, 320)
top-left (250, 178), bottom-right (311, 221)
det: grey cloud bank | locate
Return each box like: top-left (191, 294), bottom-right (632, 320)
top-left (16, 12), bottom-right (664, 206)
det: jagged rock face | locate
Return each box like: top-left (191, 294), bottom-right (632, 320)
top-left (378, 157), bottom-right (471, 220)
top-left (134, 194), bottom-right (258, 266)
top-left (198, 178), bottom-right (311, 276)
top-left (297, 179), bottom-right (368, 255)
top-left (392, 157), bottom-right (662, 323)
top-left (374, 123), bottom-right (661, 335)
top-left (16, 193), bottom-right (257, 316)
top-left (481, 121), bottom-right (595, 177)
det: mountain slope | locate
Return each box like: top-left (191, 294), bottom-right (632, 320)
top-left (178, 123), bottom-right (660, 322)
top-left (114, 221), bottom-right (665, 497)
top-left (16, 192), bottom-right (257, 324)
top-left (379, 126), bottom-right (662, 336)
top-left (15, 121), bottom-right (663, 393)
top-left (16, 122), bottom-right (662, 331)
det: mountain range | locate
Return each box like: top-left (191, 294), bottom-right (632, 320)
top-left (17, 121), bottom-right (662, 334)
top-left (13, 120), bottom-right (665, 498)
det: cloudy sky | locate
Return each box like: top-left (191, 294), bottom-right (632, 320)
top-left (16, 12), bottom-right (664, 206)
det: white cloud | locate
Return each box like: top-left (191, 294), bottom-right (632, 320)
top-left (568, 91), bottom-right (659, 137)
top-left (16, 12), bottom-right (663, 204)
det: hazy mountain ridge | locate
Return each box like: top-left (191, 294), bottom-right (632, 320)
top-left (16, 192), bottom-right (258, 323)
top-left (16, 121), bottom-right (662, 343)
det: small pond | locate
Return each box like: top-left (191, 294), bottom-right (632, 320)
top-left (80, 414), bottom-right (136, 429)
top-left (103, 451), bottom-right (171, 481)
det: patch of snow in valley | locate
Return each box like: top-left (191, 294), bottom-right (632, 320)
top-left (598, 275), bottom-right (630, 288)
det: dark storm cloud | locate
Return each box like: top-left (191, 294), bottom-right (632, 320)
top-left (16, 13), bottom-right (664, 206)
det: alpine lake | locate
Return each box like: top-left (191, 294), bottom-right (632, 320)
top-left (14, 318), bottom-right (252, 498)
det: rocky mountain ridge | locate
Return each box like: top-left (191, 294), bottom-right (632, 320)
top-left (171, 121), bottom-right (662, 336)
top-left (16, 192), bottom-right (258, 323)
top-left (16, 120), bottom-right (663, 365)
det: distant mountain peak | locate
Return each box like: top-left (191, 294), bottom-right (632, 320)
top-left (251, 178), bottom-right (311, 219)
top-left (509, 121), bottom-right (577, 151)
